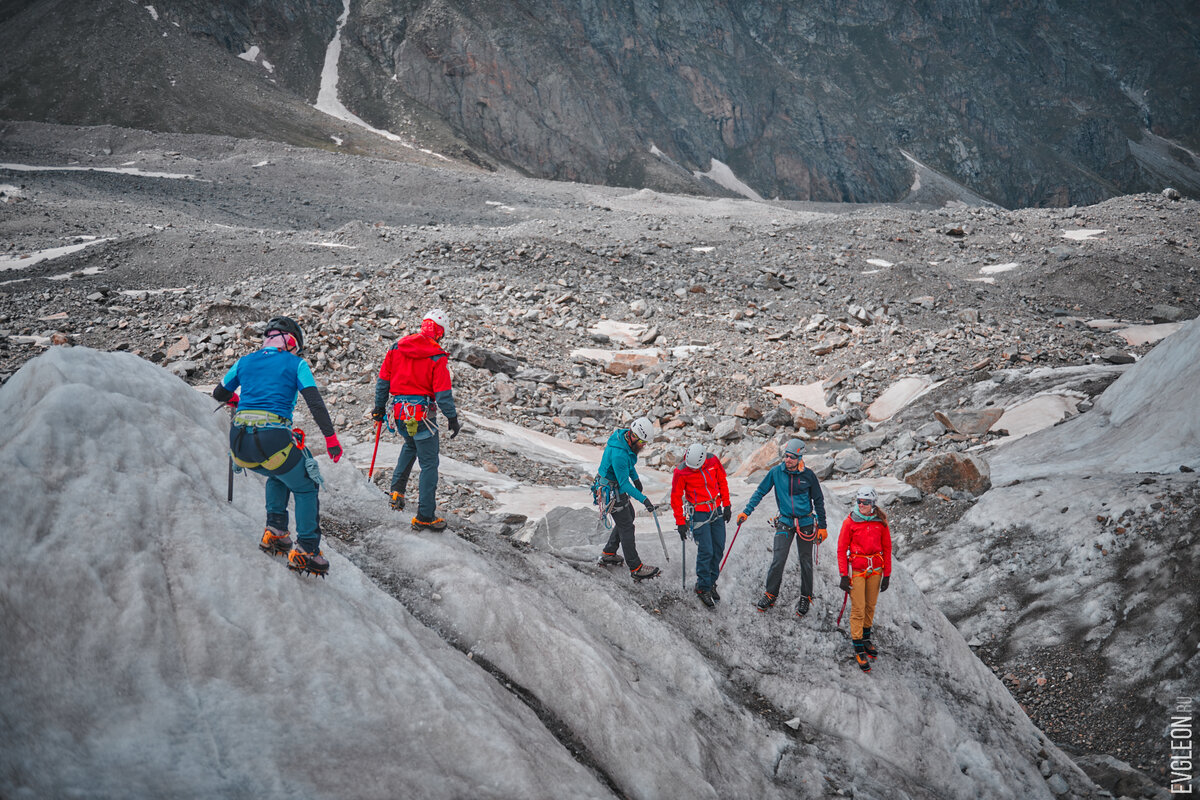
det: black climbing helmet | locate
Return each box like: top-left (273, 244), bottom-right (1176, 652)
top-left (264, 316), bottom-right (304, 355)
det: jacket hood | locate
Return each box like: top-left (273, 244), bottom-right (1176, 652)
top-left (606, 428), bottom-right (634, 453)
top-left (394, 333), bottom-right (447, 358)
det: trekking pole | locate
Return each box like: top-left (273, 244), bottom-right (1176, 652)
top-left (368, 420), bottom-right (383, 479)
top-left (836, 591), bottom-right (849, 627)
top-left (652, 506), bottom-right (672, 563)
top-left (719, 522), bottom-right (743, 574)
top-left (683, 517), bottom-right (690, 591)
top-left (225, 405), bottom-right (235, 502)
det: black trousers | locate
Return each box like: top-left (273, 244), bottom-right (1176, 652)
top-left (603, 498), bottom-right (643, 569)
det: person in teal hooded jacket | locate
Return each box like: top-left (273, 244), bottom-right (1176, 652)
top-left (737, 438), bottom-right (827, 615)
top-left (595, 416), bottom-right (661, 580)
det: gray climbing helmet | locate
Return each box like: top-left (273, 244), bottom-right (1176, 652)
top-left (782, 438), bottom-right (806, 460)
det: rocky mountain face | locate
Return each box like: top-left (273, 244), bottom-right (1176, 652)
top-left (295, 0), bottom-right (1200, 206)
top-left (4, 0), bottom-right (1199, 207)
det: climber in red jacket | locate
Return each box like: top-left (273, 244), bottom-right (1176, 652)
top-left (671, 443), bottom-right (731, 608)
top-left (836, 486), bottom-right (893, 673)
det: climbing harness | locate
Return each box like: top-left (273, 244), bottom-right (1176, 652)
top-left (590, 476), bottom-right (620, 530)
top-left (849, 551), bottom-right (885, 579)
top-left (229, 410), bottom-right (303, 471)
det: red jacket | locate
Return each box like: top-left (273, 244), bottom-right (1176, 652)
top-left (378, 334), bottom-right (453, 396)
top-left (836, 513), bottom-right (892, 577)
top-left (670, 454), bottom-right (731, 526)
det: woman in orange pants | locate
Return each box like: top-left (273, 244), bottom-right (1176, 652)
top-left (836, 487), bottom-right (892, 673)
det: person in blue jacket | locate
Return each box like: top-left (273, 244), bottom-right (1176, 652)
top-left (212, 316), bottom-right (342, 577)
top-left (737, 438), bottom-right (827, 615)
top-left (595, 416), bottom-right (661, 581)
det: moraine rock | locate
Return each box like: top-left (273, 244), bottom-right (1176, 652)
top-left (712, 419), bottom-right (743, 442)
top-left (933, 407), bottom-right (1004, 436)
top-left (853, 430), bottom-right (889, 451)
top-left (448, 341), bottom-right (522, 376)
top-left (834, 448), bottom-right (865, 473)
top-left (903, 452), bottom-right (992, 495)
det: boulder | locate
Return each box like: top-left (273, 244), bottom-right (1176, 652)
top-left (791, 405), bottom-right (823, 432)
top-left (733, 439), bottom-right (779, 476)
top-left (903, 452), bottom-right (992, 495)
top-left (834, 448), bottom-right (865, 473)
top-left (448, 341), bottom-right (522, 376)
top-left (726, 402), bottom-right (762, 420)
top-left (762, 404), bottom-right (794, 428)
top-left (1148, 304), bottom-right (1186, 323)
top-left (852, 430), bottom-right (889, 452)
top-left (933, 408), bottom-right (1004, 436)
top-left (166, 335), bottom-right (190, 359)
top-left (713, 419), bottom-right (743, 442)
top-left (604, 351), bottom-right (661, 375)
top-left (559, 401), bottom-right (617, 423)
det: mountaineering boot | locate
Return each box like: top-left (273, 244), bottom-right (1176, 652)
top-left (853, 639), bottom-right (872, 673)
top-left (287, 545), bottom-right (330, 577)
top-left (389, 491), bottom-right (406, 511)
top-left (259, 526), bottom-right (293, 556)
top-left (755, 592), bottom-right (776, 612)
top-left (710, 584), bottom-right (720, 602)
top-left (696, 588), bottom-right (716, 609)
top-left (794, 595), bottom-right (812, 618)
top-left (411, 515), bottom-right (447, 531)
top-left (630, 563), bottom-right (661, 581)
top-left (862, 627), bottom-right (878, 659)
top-left (598, 551), bottom-right (624, 566)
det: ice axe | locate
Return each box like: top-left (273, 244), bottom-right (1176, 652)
top-left (836, 591), bottom-right (849, 627)
top-left (718, 521), bottom-right (743, 574)
top-left (368, 420), bottom-right (383, 479)
top-left (650, 507), bottom-right (670, 562)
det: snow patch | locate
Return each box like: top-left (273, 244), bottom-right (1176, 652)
top-left (1062, 229), bottom-right (1105, 241)
top-left (144, 4), bottom-right (157, 20)
top-left (313, 1), bottom-right (449, 161)
top-left (979, 262), bottom-right (1019, 275)
top-left (692, 158), bottom-right (763, 201)
top-left (237, 45), bottom-right (260, 63)
top-left (0, 239), bottom-right (111, 272)
top-left (0, 163), bottom-right (196, 180)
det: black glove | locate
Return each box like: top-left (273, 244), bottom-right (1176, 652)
top-left (642, 498), bottom-right (656, 513)
top-left (880, 576), bottom-right (890, 592)
top-left (447, 416), bottom-right (461, 439)
top-left (722, 506), bottom-right (732, 523)
top-left (633, 479), bottom-right (644, 492)
top-left (371, 407), bottom-right (386, 422)
top-left (839, 575), bottom-right (851, 593)
top-left (677, 524), bottom-right (688, 541)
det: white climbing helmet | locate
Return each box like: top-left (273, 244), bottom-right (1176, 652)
top-left (684, 443), bottom-right (706, 469)
top-left (423, 308), bottom-right (450, 337)
top-left (855, 486), bottom-right (878, 505)
top-left (630, 417), bottom-right (654, 443)
top-left (782, 438), bottom-right (806, 460)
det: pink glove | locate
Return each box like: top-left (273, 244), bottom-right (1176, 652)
top-left (325, 434), bottom-right (342, 463)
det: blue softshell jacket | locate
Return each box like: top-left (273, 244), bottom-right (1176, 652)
top-left (598, 429), bottom-right (648, 504)
top-left (743, 463), bottom-right (827, 529)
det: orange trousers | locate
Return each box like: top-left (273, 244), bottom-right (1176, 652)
top-left (849, 571), bottom-right (882, 640)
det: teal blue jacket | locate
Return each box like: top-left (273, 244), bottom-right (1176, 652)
top-left (743, 463), bottom-right (827, 529)
top-left (598, 429), bottom-right (647, 504)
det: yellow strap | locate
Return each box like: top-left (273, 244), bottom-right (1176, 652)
top-left (231, 443), bottom-right (293, 471)
top-left (234, 409), bottom-right (291, 427)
